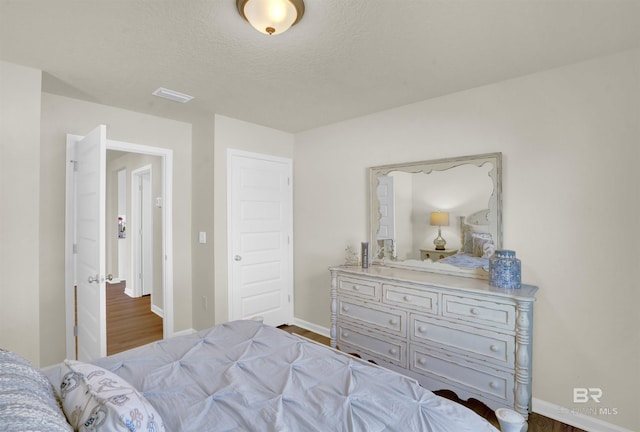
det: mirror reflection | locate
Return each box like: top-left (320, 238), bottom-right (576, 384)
top-left (370, 153), bottom-right (502, 279)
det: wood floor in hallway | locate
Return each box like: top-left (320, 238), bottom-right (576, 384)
top-left (106, 281), bottom-right (163, 355)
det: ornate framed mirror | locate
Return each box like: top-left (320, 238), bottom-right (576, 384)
top-left (369, 153), bottom-right (502, 279)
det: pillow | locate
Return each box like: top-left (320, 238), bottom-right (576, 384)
top-left (464, 231), bottom-right (492, 255)
top-left (480, 239), bottom-right (496, 258)
top-left (59, 360), bottom-right (165, 432)
top-left (472, 235), bottom-right (495, 258)
top-left (0, 348), bottom-right (73, 432)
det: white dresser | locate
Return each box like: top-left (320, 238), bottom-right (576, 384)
top-left (330, 265), bottom-right (537, 421)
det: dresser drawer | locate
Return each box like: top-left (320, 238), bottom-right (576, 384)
top-left (337, 276), bottom-right (381, 300)
top-left (442, 295), bottom-right (515, 329)
top-left (338, 298), bottom-right (406, 336)
top-left (410, 347), bottom-right (514, 405)
top-left (383, 283), bottom-right (439, 315)
top-left (338, 324), bottom-right (406, 366)
top-left (411, 315), bottom-right (514, 366)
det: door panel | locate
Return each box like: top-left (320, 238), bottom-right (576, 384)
top-left (377, 175), bottom-right (395, 240)
top-left (74, 125), bottom-right (107, 361)
top-left (229, 152), bottom-right (293, 326)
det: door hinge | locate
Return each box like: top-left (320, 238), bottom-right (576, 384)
top-left (288, 294), bottom-right (291, 303)
top-left (73, 243), bottom-right (78, 254)
top-left (73, 325), bottom-right (78, 337)
top-left (70, 160), bottom-right (78, 172)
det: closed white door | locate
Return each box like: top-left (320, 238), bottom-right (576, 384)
top-left (73, 125), bottom-right (107, 361)
top-left (228, 151), bottom-right (293, 326)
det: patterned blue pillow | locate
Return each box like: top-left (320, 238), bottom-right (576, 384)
top-left (464, 231), bottom-right (492, 255)
top-left (59, 360), bottom-right (165, 432)
top-left (0, 348), bottom-right (73, 432)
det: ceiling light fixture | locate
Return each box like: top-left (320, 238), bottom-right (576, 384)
top-left (236, 0), bottom-right (305, 35)
top-left (152, 87), bottom-right (194, 103)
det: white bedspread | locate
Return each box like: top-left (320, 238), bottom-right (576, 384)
top-left (74, 321), bottom-right (499, 431)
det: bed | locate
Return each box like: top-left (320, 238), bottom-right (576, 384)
top-left (438, 210), bottom-right (496, 271)
top-left (3, 320), bottom-right (500, 431)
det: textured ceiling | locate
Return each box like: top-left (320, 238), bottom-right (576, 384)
top-left (1, 0), bottom-right (638, 132)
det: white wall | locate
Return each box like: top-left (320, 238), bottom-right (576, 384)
top-left (0, 61), bottom-right (42, 364)
top-left (293, 50), bottom-right (639, 431)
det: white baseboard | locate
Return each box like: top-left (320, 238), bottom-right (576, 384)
top-left (532, 398), bottom-right (633, 432)
top-left (170, 328), bottom-right (196, 338)
top-left (292, 318), bottom-right (330, 338)
top-left (151, 304), bottom-right (164, 318)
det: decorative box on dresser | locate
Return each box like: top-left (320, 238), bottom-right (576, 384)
top-left (330, 265), bottom-right (537, 424)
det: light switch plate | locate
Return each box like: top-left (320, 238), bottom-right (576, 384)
top-left (199, 231), bottom-right (206, 244)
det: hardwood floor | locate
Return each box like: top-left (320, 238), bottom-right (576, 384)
top-left (278, 324), bottom-right (331, 346)
top-left (106, 281), bottom-right (163, 355)
top-left (278, 325), bottom-right (585, 432)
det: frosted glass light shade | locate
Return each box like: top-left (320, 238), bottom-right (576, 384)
top-left (238, 0), bottom-right (304, 35)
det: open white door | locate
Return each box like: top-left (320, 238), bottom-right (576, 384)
top-left (73, 125), bottom-right (107, 361)
top-left (228, 150), bottom-right (293, 327)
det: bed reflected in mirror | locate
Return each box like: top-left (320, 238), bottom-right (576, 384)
top-left (370, 153), bottom-right (502, 279)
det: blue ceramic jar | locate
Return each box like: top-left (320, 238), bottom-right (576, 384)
top-left (489, 250), bottom-right (521, 289)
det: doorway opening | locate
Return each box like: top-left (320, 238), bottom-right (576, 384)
top-left (65, 131), bottom-right (174, 360)
top-left (106, 155), bottom-right (161, 355)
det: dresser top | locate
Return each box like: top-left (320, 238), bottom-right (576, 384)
top-left (330, 265), bottom-right (538, 300)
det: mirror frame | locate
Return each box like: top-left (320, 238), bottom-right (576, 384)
top-left (369, 152), bottom-right (503, 279)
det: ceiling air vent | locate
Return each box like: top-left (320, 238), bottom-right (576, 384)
top-left (152, 87), bottom-right (194, 103)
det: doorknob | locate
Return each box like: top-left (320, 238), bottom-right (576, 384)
top-left (88, 275), bottom-right (99, 284)
top-left (234, 255), bottom-right (242, 261)
top-left (106, 274), bottom-right (113, 281)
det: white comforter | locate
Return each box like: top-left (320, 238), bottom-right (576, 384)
top-left (84, 321), bottom-right (498, 431)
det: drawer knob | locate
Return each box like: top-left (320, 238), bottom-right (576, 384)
top-left (389, 348), bottom-right (397, 355)
top-left (342, 306), bottom-right (350, 312)
top-left (343, 332), bottom-right (349, 338)
top-left (389, 319), bottom-right (398, 325)
top-left (352, 285), bottom-right (360, 291)
top-left (489, 381), bottom-right (499, 389)
top-left (418, 358), bottom-right (427, 365)
top-left (470, 308), bottom-right (480, 315)
top-left (403, 295), bottom-right (412, 302)
top-left (490, 345), bottom-right (499, 352)
top-left (418, 326), bottom-right (427, 333)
